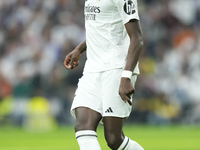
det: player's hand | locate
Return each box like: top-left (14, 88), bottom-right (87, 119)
top-left (119, 78), bottom-right (135, 106)
top-left (63, 50), bottom-right (81, 70)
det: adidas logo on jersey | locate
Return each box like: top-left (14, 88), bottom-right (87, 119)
top-left (105, 107), bottom-right (113, 113)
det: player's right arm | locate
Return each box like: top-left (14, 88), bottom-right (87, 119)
top-left (63, 40), bottom-right (86, 70)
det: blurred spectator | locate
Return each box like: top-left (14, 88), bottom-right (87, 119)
top-left (0, 72), bottom-right (12, 100)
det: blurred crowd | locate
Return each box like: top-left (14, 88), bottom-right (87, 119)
top-left (0, 0), bottom-right (200, 128)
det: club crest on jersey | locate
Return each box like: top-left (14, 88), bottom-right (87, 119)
top-left (124, 0), bottom-right (136, 15)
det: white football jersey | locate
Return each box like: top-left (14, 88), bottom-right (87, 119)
top-left (83, 0), bottom-right (140, 74)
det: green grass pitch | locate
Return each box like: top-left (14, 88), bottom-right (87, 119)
top-left (0, 125), bottom-right (200, 150)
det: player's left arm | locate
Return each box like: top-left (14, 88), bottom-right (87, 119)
top-left (119, 19), bottom-right (143, 105)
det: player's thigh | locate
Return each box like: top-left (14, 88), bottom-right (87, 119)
top-left (103, 117), bottom-right (125, 139)
top-left (103, 117), bottom-right (126, 148)
top-left (75, 107), bottom-right (102, 132)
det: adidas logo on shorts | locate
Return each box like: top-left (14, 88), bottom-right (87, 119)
top-left (105, 107), bottom-right (113, 113)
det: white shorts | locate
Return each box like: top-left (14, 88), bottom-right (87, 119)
top-left (71, 68), bottom-right (137, 119)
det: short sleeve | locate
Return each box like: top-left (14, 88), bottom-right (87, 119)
top-left (113, 0), bottom-right (140, 24)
